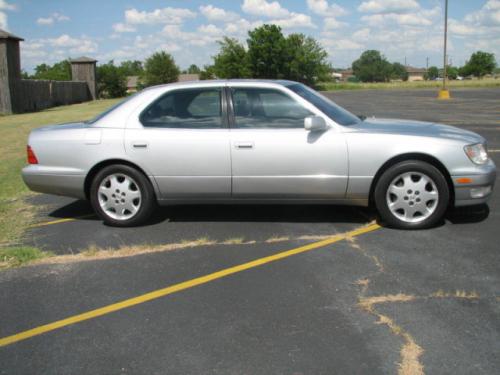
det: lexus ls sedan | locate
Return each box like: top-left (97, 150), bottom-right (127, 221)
top-left (22, 80), bottom-right (496, 229)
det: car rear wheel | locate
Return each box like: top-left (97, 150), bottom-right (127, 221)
top-left (90, 164), bottom-right (156, 227)
top-left (374, 160), bottom-right (450, 229)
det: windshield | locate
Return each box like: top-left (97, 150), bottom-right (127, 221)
top-left (86, 93), bottom-right (138, 124)
top-left (287, 83), bottom-right (360, 126)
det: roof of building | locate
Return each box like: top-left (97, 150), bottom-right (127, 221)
top-left (178, 74), bottom-right (200, 82)
top-left (405, 66), bottom-right (427, 73)
top-left (127, 76), bottom-right (139, 88)
top-left (0, 29), bottom-right (24, 41)
top-left (70, 56), bottom-right (97, 63)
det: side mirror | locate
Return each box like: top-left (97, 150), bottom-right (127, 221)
top-left (304, 116), bottom-right (327, 131)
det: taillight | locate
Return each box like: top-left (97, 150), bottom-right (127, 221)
top-left (27, 145), bottom-right (38, 164)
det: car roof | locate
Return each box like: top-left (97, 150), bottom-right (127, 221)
top-left (145, 79), bottom-right (298, 91)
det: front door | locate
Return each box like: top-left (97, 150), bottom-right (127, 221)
top-left (125, 86), bottom-right (231, 199)
top-left (228, 86), bottom-right (348, 199)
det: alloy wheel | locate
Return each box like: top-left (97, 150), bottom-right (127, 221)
top-left (386, 171), bottom-right (439, 223)
top-left (97, 173), bottom-right (142, 220)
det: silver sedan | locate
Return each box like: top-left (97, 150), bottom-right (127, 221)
top-left (22, 80), bottom-right (496, 229)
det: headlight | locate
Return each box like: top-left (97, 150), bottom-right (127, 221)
top-left (464, 143), bottom-right (488, 165)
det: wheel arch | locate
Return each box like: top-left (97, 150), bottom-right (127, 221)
top-left (84, 159), bottom-right (157, 200)
top-left (368, 153), bottom-right (454, 207)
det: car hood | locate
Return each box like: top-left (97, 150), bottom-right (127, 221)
top-left (350, 117), bottom-right (484, 144)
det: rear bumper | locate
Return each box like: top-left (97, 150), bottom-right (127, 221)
top-left (22, 165), bottom-right (86, 199)
top-left (453, 162), bottom-right (496, 207)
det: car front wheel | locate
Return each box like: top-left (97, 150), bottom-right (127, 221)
top-left (90, 164), bottom-right (156, 227)
top-left (374, 160), bottom-right (450, 229)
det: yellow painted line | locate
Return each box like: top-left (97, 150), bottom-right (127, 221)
top-left (0, 223), bottom-right (380, 347)
top-left (29, 214), bottom-right (96, 228)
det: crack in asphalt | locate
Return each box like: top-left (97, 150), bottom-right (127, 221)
top-left (346, 234), bottom-right (426, 375)
top-left (357, 279), bottom-right (424, 375)
top-left (345, 236), bottom-right (494, 375)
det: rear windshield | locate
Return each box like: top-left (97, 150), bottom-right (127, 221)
top-left (287, 83), bottom-right (360, 126)
top-left (86, 93), bottom-right (138, 124)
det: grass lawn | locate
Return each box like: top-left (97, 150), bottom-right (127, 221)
top-left (0, 99), bottom-right (121, 264)
top-left (318, 77), bottom-right (500, 91)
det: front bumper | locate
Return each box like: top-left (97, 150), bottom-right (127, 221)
top-left (453, 162), bottom-right (496, 207)
top-left (22, 165), bottom-right (86, 200)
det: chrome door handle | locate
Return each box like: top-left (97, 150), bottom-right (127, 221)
top-left (132, 143), bottom-right (148, 148)
top-left (235, 142), bottom-right (254, 149)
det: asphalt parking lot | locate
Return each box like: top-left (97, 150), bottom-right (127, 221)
top-left (1, 88), bottom-right (499, 374)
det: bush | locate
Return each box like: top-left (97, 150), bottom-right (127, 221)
top-left (32, 60), bottom-right (72, 81)
top-left (97, 61), bottom-right (127, 98)
top-left (284, 33), bottom-right (331, 85)
top-left (424, 66), bottom-right (439, 80)
top-left (213, 37), bottom-right (251, 78)
top-left (119, 60), bottom-right (144, 76)
top-left (391, 62), bottom-right (409, 81)
top-left (352, 50), bottom-right (392, 82)
top-left (186, 64), bottom-right (201, 74)
top-left (247, 24), bottom-right (288, 79)
top-left (461, 51), bottom-right (496, 78)
top-left (142, 52), bottom-right (180, 86)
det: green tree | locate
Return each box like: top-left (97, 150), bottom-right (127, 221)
top-left (352, 50), bottom-right (392, 82)
top-left (247, 24), bottom-right (287, 79)
top-left (461, 51), bottom-right (496, 78)
top-left (390, 62), bottom-right (409, 81)
top-left (199, 65), bottom-right (215, 80)
top-left (142, 51), bottom-right (180, 86)
top-left (209, 24), bottom-right (332, 85)
top-left (186, 64), bottom-right (201, 74)
top-left (21, 70), bottom-right (31, 79)
top-left (447, 66), bottom-right (459, 80)
top-left (424, 66), bottom-right (439, 80)
top-left (119, 60), bottom-right (144, 76)
top-left (284, 33), bottom-right (331, 85)
top-left (97, 61), bottom-right (127, 98)
top-left (32, 60), bottom-right (71, 80)
top-left (212, 37), bottom-right (251, 78)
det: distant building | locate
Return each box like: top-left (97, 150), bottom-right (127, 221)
top-left (126, 76), bottom-right (139, 93)
top-left (405, 66), bottom-right (427, 81)
top-left (126, 74), bottom-right (200, 92)
top-left (339, 69), bottom-right (354, 82)
top-left (178, 73), bottom-right (200, 82)
top-left (330, 72), bottom-right (342, 82)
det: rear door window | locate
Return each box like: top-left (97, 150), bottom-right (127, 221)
top-left (140, 88), bottom-right (222, 128)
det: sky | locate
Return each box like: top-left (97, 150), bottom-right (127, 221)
top-left (1, 0), bottom-right (499, 72)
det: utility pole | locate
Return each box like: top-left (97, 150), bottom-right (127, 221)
top-left (438, 0), bottom-right (450, 99)
top-left (426, 57), bottom-right (429, 70)
top-left (443, 0), bottom-right (448, 90)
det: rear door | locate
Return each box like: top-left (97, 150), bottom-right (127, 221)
top-left (125, 85), bottom-right (231, 199)
top-left (228, 85), bottom-right (348, 199)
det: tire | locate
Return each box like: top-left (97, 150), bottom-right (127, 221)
top-left (90, 164), bottom-right (156, 227)
top-left (374, 160), bottom-right (450, 229)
